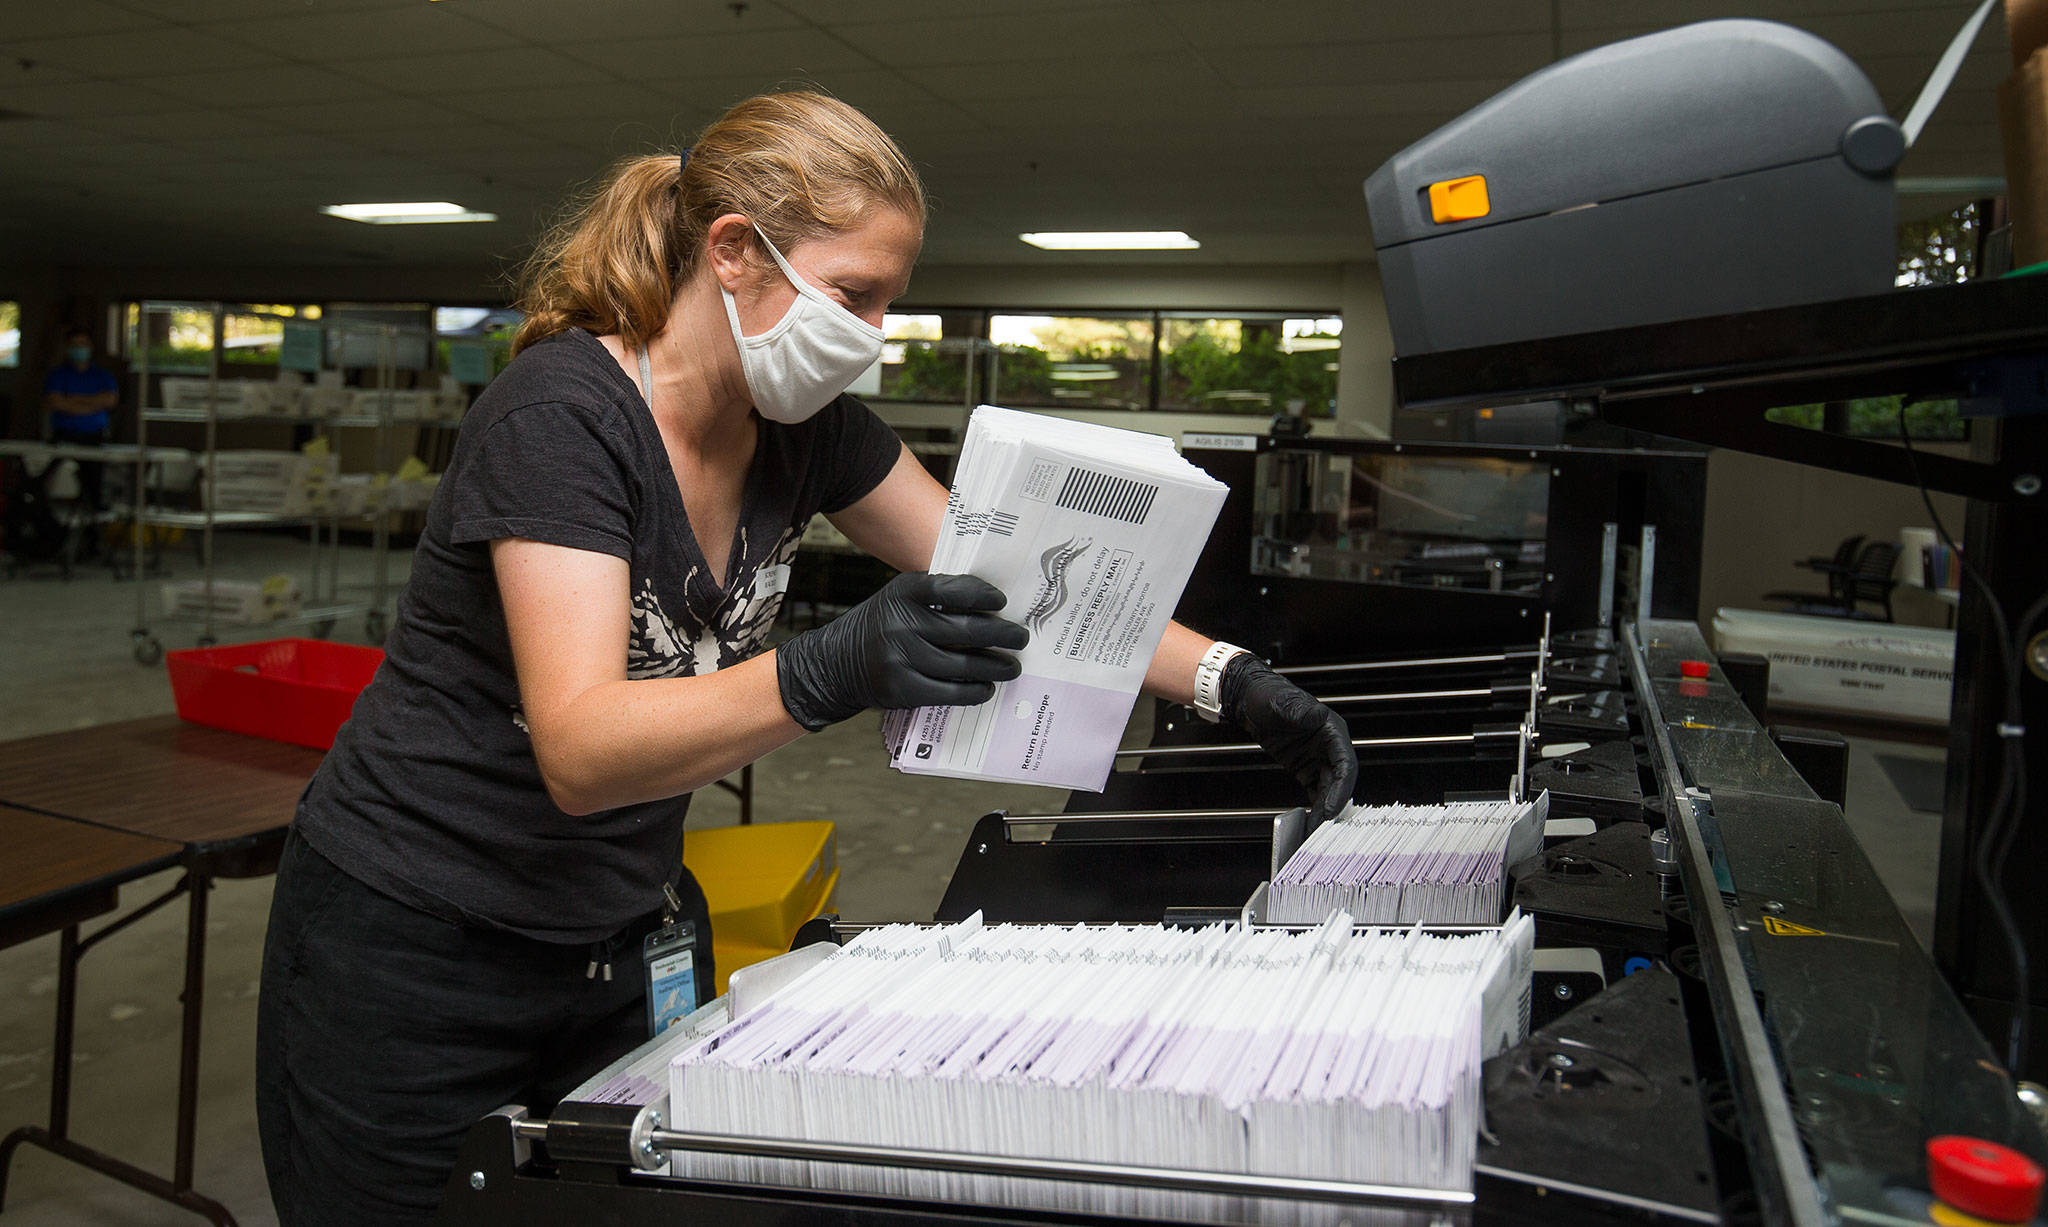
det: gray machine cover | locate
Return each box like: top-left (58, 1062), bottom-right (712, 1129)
top-left (1365, 20), bottom-right (1904, 357)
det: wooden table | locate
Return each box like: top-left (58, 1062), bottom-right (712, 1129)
top-left (0, 803), bottom-right (182, 951)
top-left (0, 716), bottom-right (321, 1226)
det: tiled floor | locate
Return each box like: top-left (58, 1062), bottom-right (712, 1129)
top-left (0, 538), bottom-right (1948, 1224)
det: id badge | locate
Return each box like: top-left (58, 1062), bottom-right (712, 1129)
top-left (643, 921), bottom-right (700, 1038)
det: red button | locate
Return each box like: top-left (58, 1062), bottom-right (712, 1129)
top-left (1679, 660), bottom-right (1710, 679)
top-left (1928, 1134), bottom-right (2046, 1223)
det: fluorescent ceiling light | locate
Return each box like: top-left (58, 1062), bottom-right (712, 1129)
top-left (1019, 231), bottom-right (1199, 251)
top-left (321, 202), bottom-right (497, 225)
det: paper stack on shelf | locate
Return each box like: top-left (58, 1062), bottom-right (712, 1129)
top-left (160, 574), bottom-right (302, 624)
top-left (883, 405), bottom-right (1227, 791)
top-left (1265, 796), bottom-right (1547, 926)
top-left (667, 913), bottom-right (1533, 1220)
top-left (198, 450), bottom-right (338, 516)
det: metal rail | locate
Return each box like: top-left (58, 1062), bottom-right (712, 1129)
top-left (1115, 728), bottom-right (1521, 760)
top-left (1621, 621), bottom-right (1825, 1227)
top-left (1278, 649), bottom-right (1539, 677)
top-left (510, 1119), bottom-right (1473, 1210)
top-left (1003, 807), bottom-right (1279, 826)
top-left (1318, 685), bottom-right (1525, 705)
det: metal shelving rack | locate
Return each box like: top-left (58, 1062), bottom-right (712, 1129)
top-left (126, 302), bottom-right (436, 664)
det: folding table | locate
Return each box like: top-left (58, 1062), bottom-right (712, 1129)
top-left (0, 716), bottom-right (321, 1226)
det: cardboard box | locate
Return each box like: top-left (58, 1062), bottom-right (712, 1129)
top-left (2000, 48), bottom-right (2048, 268)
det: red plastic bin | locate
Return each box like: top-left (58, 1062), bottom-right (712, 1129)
top-left (166, 638), bottom-right (385, 750)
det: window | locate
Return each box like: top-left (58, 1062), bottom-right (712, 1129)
top-left (0, 301), bottom-right (18, 368)
top-left (876, 311), bottom-right (984, 403)
top-left (222, 304), bottom-right (322, 366)
top-left (435, 306), bottom-right (523, 385)
top-left (124, 303), bottom-right (219, 374)
top-left (872, 308), bottom-right (1341, 414)
top-left (1765, 397), bottom-right (1966, 443)
top-left (1159, 314), bottom-right (1340, 414)
top-left (987, 313), bottom-right (1154, 411)
top-left (327, 303), bottom-right (433, 370)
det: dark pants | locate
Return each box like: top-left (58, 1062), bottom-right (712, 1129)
top-left (49, 428), bottom-right (105, 507)
top-left (49, 429), bottom-right (105, 557)
top-left (256, 828), bottom-right (713, 1226)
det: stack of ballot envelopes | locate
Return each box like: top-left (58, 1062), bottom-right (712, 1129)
top-left (885, 406), bottom-right (1227, 791)
top-left (666, 911), bottom-right (1535, 1220)
top-left (1265, 797), bottom-right (1548, 926)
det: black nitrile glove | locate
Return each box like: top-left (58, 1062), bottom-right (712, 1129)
top-left (776, 572), bottom-right (1029, 732)
top-left (1219, 654), bottom-right (1358, 830)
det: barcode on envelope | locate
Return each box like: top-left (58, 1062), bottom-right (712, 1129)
top-left (950, 510), bottom-right (1018, 537)
top-left (1055, 468), bottom-right (1158, 525)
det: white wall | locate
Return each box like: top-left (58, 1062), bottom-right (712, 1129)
top-left (1335, 261), bottom-right (1395, 436)
top-left (900, 263), bottom-right (1342, 312)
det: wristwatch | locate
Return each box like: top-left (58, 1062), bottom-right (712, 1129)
top-left (1192, 641), bottom-right (1251, 723)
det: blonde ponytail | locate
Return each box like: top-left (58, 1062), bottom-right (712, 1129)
top-left (514, 91), bottom-right (926, 356)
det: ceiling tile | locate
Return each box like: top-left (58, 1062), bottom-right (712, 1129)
top-left (0, 79), bottom-right (188, 117)
top-left (132, 64), bottom-right (393, 106)
top-left (73, 108), bottom-right (288, 142)
top-left (457, 0), bottom-right (806, 43)
top-left (1163, 0), bottom-right (1550, 45)
top-left (202, 6), bottom-right (524, 60)
top-left (0, 62), bottom-right (85, 90)
top-left (7, 26), bottom-right (281, 78)
top-left (1214, 33), bottom-right (1552, 89)
top-left (1563, 0), bottom-right (1993, 30)
top-left (0, 117), bottom-right (115, 148)
top-left (829, 9), bottom-right (1166, 68)
top-left (437, 81), bottom-right (685, 124)
top-left (776, 0), bottom-right (1140, 22)
top-left (187, 131), bottom-right (367, 160)
top-left (1236, 79), bottom-right (1517, 119)
top-left (555, 28), bottom-right (879, 81)
top-left (252, 95), bottom-right (473, 133)
top-left (901, 50), bottom-right (1221, 100)
top-left (520, 117), bottom-right (707, 154)
top-left (113, 0), bottom-right (418, 17)
top-left (331, 45), bottom-right (618, 93)
top-left (0, 0), bottom-right (168, 38)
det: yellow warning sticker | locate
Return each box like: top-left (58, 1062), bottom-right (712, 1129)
top-left (1761, 916), bottom-right (1827, 937)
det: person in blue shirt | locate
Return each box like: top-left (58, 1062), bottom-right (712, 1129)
top-left (44, 327), bottom-right (118, 443)
top-left (42, 326), bottom-right (120, 527)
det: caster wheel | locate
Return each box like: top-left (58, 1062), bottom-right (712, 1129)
top-left (311, 619), bottom-right (337, 639)
top-left (365, 610), bottom-right (388, 641)
top-left (133, 636), bottom-right (163, 666)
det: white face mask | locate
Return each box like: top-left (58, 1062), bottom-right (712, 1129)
top-left (720, 225), bottom-right (884, 424)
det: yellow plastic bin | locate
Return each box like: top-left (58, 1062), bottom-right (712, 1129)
top-left (682, 821), bottom-right (838, 995)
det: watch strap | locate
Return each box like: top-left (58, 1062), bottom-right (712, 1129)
top-left (1193, 641), bottom-right (1250, 723)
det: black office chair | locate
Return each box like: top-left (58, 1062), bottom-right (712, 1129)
top-left (1764, 534), bottom-right (1861, 609)
top-left (1765, 539), bottom-right (1900, 622)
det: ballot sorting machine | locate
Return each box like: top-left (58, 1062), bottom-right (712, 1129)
top-left (437, 14), bottom-right (2048, 1222)
top-left (440, 608), bottom-right (2041, 1226)
top-left (437, 407), bottom-right (2043, 1226)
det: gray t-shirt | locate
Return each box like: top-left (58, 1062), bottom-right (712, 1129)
top-left (296, 327), bottom-right (901, 943)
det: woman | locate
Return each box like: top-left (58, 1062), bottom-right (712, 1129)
top-left (256, 91), bottom-right (1356, 1225)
